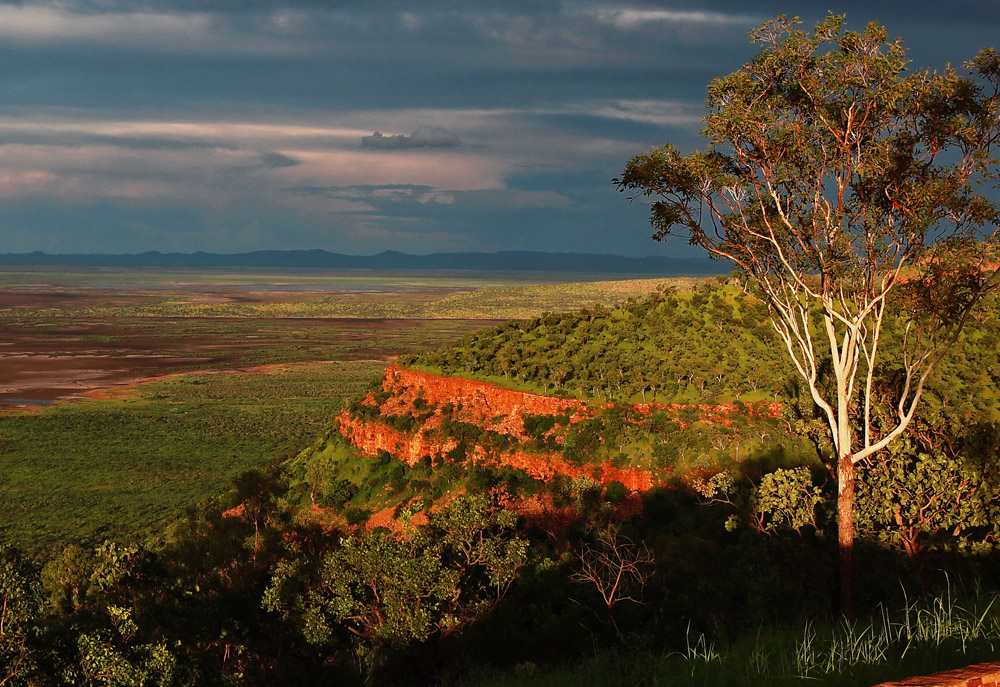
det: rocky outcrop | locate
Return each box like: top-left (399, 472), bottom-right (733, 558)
top-left (337, 365), bottom-right (783, 493)
top-left (872, 662), bottom-right (1000, 687)
top-left (384, 365), bottom-right (586, 420)
top-left (336, 409), bottom-right (656, 491)
top-left (381, 365), bottom-right (781, 433)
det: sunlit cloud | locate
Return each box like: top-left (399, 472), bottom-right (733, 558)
top-left (0, 2), bottom-right (304, 53)
top-left (278, 150), bottom-right (506, 191)
top-left (584, 7), bottom-right (760, 30)
top-left (0, 142), bottom-right (250, 202)
top-left (582, 100), bottom-right (703, 127)
top-left (0, 101), bottom-right (685, 218)
top-left (0, 3), bottom-right (206, 40)
top-left (0, 116), bottom-right (372, 144)
top-left (0, 169), bottom-right (60, 195)
top-left (398, 11), bottom-right (421, 31)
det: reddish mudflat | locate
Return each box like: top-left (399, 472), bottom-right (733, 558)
top-left (0, 316), bottom-right (428, 409)
top-left (0, 267), bottom-right (558, 409)
top-left (0, 352), bottom-right (215, 408)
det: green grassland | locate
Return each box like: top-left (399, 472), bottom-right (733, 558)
top-left (0, 361), bottom-right (382, 546)
top-left (0, 271), bottom-right (694, 321)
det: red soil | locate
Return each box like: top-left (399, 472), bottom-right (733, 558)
top-left (0, 353), bottom-right (217, 409)
top-left (0, 318), bottom-right (433, 410)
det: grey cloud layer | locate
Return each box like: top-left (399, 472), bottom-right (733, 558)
top-left (0, 1), bottom-right (997, 256)
top-left (361, 127), bottom-right (461, 150)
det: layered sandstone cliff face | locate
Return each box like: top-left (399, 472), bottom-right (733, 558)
top-left (336, 408), bottom-right (657, 490)
top-left (381, 365), bottom-right (781, 431)
top-left (383, 365), bottom-right (585, 426)
top-left (337, 365), bottom-right (782, 493)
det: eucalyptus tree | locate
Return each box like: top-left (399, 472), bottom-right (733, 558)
top-left (616, 14), bottom-right (1000, 611)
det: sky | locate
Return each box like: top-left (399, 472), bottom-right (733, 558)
top-left (0, 1), bottom-right (998, 257)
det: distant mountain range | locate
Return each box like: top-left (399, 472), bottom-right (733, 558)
top-left (0, 250), bottom-right (724, 275)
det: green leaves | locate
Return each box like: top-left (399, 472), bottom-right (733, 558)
top-left (755, 467), bottom-right (827, 534)
top-left (74, 610), bottom-right (176, 687)
top-left (856, 438), bottom-right (1000, 558)
top-left (694, 467), bottom-right (829, 536)
top-left (619, 12), bottom-right (999, 292)
top-left (0, 546), bottom-right (45, 686)
top-left (264, 494), bottom-right (528, 654)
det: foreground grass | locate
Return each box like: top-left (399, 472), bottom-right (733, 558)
top-left (459, 591), bottom-right (1000, 687)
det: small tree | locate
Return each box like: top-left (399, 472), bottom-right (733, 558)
top-left (616, 14), bottom-right (1000, 611)
top-left (570, 525), bottom-right (655, 639)
top-left (263, 494), bottom-right (527, 676)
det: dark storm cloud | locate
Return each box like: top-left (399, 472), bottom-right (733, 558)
top-left (286, 184), bottom-right (434, 200)
top-left (0, 0), bottom-right (567, 15)
top-left (0, 3), bottom-right (918, 114)
top-left (259, 152), bottom-right (300, 169)
top-left (361, 127), bottom-right (461, 150)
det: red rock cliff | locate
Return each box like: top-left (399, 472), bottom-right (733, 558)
top-left (382, 365), bottom-right (780, 432)
top-left (337, 365), bottom-right (782, 493)
top-left (336, 409), bottom-right (656, 491)
top-left (385, 365), bottom-right (586, 417)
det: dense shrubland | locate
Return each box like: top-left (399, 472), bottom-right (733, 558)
top-left (412, 281), bottom-right (791, 403)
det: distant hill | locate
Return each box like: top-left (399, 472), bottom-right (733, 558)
top-left (0, 249), bottom-right (723, 275)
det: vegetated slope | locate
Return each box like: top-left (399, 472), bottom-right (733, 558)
top-left (300, 282), bottom-right (816, 532)
top-left (337, 364), bottom-right (782, 491)
top-left (8, 281), bottom-right (1000, 687)
top-left (411, 281), bottom-right (792, 403)
top-left (274, 280), bottom-right (1000, 685)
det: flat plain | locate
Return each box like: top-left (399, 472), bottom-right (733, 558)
top-left (0, 267), bottom-right (671, 547)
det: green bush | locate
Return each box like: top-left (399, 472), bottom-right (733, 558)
top-left (603, 481), bottom-right (628, 504)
